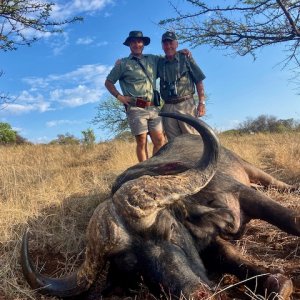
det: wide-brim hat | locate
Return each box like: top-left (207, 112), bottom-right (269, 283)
top-left (123, 31), bottom-right (150, 46)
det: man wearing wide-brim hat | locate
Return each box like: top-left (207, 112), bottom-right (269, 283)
top-left (105, 30), bottom-right (165, 162)
top-left (123, 30), bottom-right (150, 46)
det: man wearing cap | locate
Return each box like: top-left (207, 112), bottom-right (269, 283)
top-left (105, 31), bottom-right (165, 162)
top-left (158, 31), bottom-right (206, 142)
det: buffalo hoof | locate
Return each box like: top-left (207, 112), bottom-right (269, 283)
top-left (263, 273), bottom-right (293, 300)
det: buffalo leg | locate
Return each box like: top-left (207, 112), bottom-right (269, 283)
top-left (239, 186), bottom-right (300, 236)
top-left (242, 160), bottom-right (295, 191)
top-left (202, 237), bottom-right (293, 299)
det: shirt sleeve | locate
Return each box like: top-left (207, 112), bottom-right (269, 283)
top-left (187, 56), bottom-right (206, 83)
top-left (152, 53), bottom-right (162, 62)
top-left (106, 60), bottom-right (123, 84)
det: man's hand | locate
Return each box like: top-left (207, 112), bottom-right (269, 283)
top-left (117, 95), bottom-right (133, 106)
top-left (197, 103), bottom-right (205, 117)
top-left (115, 59), bottom-right (121, 66)
top-left (178, 49), bottom-right (192, 58)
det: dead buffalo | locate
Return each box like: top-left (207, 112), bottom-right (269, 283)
top-left (21, 113), bottom-right (299, 299)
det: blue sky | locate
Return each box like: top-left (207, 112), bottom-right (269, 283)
top-left (1, 0), bottom-right (299, 143)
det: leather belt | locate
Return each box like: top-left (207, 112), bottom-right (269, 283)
top-left (134, 98), bottom-right (154, 108)
top-left (164, 94), bottom-right (193, 104)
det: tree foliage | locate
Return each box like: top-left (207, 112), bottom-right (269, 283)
top-left (49, 133), bottom-right (80, 145)
top-left (15, 132), bottom-right (30, 144)
top-left (0, 0), bottom-right (82, 51)
top-left (81, 128), bottom-right (96, 147)
top-left (237, 114), bottom-right (300, 133)
top-left (0, 122), bottom-right (16, 144)
top-left (160, 0), bottom-right (300, 68)
top-left (0, 122), bottom-right (30, 144)
top-left (92, 96), bottom-right (129, 137)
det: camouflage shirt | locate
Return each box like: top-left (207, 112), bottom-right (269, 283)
top-left (106, 54), bottom-right (160, 102)
top-left (157, 52), bottom-right (206, 100)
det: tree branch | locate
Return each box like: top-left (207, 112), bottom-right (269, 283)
top-left (276, 0), bottom-right (300, 35)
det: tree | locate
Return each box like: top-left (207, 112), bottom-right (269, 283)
top-left (0, 122), bottom-right (29, 144)
top-left (15, 132), bottom-right (30, 144)
top-left (81, 128), bottom-right (96, 147)
top-left (160, 1), bottom-right (300, 68)
top-left (49, 133), bottom-right (80, 145)
top-left (0, 122), bottom-right (16, 144)
top-left (237, 114), bottom-right (300, 133)
top-left (92, 96), bottom-right (129, 137)
top-left (0, 0), bottom-right (82, 51)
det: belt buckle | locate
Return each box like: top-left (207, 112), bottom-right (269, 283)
top-left (136, 98), bottom-right (146, 108)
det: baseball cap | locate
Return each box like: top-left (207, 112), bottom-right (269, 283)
top-left (161, 31), bottom-right (177, 42)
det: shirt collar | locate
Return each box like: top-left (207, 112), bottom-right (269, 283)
top-left (129, 54), bottom-right (148, 60)
top-left (164, 52), bottom-right (179, 63)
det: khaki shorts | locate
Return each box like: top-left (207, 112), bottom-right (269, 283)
top-left (126, 106), bottom-right (163, 136)
top-left (161, 97), bottom-right (198, 141)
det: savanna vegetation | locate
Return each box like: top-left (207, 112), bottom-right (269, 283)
top-left (0, 132), bottom-right (300, 299)
top-left (1, 1), bottom-right (300, 298)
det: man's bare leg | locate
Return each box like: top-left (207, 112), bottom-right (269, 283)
top-left (135, 133), bottom-right (148, 162)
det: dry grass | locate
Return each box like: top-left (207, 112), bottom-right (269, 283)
top-left (0, 132), bottom-right (299, 299)
top-left (220, 132), bottom-right (300, 183)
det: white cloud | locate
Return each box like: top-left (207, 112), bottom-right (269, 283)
top-left (76, 37), bottom-right (94, 45)
top-left (51, 32), bottom-right (70, 56)
top-left (52, 0), bottom-right (114, 20)
top-left (23, 78), bottom-right (50, 90)
top-left (46, 119), bottom-right (83, 127)
top-left (50, 84), bottom-right (102, 107)
top-left (76, 37), bottom-right (108, 47)
top-left (1, 91), bottom-right (52, 114)
top-left (96, 41), bottom-right (108, 47)
top-left (2, 63), bottom-right (112, 115)
top-left (4, 102), bottom-right (51, 114)
top-left (67, 0), bottom-right (114, 14)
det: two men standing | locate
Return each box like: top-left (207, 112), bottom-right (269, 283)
top-left (105, 30), bottom-right (206, 162)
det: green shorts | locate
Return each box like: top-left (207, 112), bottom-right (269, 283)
top-left (126, 106), bottom-right (163, 136)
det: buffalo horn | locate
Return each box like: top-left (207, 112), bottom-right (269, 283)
top-left (159, 112), bottom-right (220, 171)
top-left (21, 228), bottom-right (90, 297)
